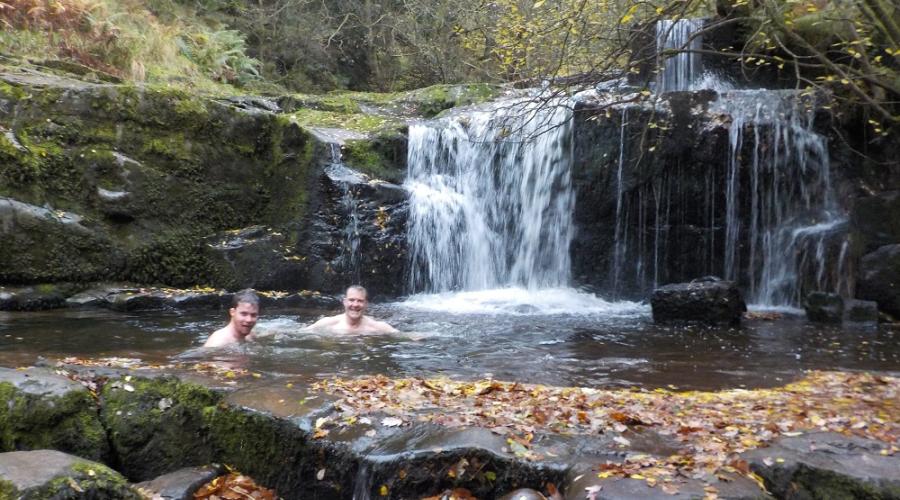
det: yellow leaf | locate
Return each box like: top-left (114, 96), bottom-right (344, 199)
top-left (533, 0), bottom-right (545, 8)
top-left (380, 485), bottom-right (389, 496)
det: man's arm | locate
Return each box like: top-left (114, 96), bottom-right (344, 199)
top-left (370, 319), bottom-right (398, 333)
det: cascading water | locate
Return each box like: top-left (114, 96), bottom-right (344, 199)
top-left (405, 98), bottom-right (575, 293)
top-left (713, 91), bottom-right (846, 306)
top-left (656, 19), bottom-right (704, 92)
top-left (604, 19), bottom-right (849, 307)
top-left (325, 143), bottom-right (364, 282)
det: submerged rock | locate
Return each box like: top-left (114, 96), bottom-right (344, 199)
top-left (0, 284), bottom-right (69, 311)
top-left (843, 299), bottom-right (879, 323)
top-left (0, 449), bottom-right (141, 499)
top-left (802, 291), bottom-right (844, 323)
top-left (650, 277), bottom-right (746, 325)
top-left (741, 432), bottom-right (900, 499)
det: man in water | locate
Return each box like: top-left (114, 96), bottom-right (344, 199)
top-left (204, 289), bottom-right (260, 347)
top-left (306, 285), bottom-right (397, 334)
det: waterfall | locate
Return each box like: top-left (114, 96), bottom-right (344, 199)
top-left (325, 143), bottom-right (364, 282)
top-left (656, 19), bottom-right (704, 93)
top-left (713, 90), bottom-right (845, 306)
top-left (405, 98), bottom-right (575, 293)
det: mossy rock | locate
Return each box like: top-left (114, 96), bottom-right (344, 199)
top-left (99, 376), bottom-right (221, 481)
top-left (0, 450), bottom-right (141, 499)
top-left (0, 368), bottom-right (108, 461)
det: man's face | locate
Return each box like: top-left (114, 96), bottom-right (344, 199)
top-left (229, 302), bottom-right (259, 337)
top-left (343, 289), bottom-right (368, 320)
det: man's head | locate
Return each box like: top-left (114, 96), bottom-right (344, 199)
top-left (229, 289), bottom-right (260, 338)
top-left (343, 285), bottom-right (368, 323)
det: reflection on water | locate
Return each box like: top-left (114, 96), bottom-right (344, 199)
top-left (1, 289), bottom-right (898, 390)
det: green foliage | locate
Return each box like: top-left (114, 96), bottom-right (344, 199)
top-left (176, 29), bottom-right (261, 85)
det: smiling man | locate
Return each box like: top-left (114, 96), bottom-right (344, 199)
top-left (204, 289), bottom-right (261, 347)
top-left (306, 285), bottom-right (397, 334)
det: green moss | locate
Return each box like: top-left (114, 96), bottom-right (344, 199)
top-left (0, 478), bottom-right (16, 498)
top-left (0, 80), bottom-right (27, 100)
top-left (290, 108), bottom-right (399, 133)
top-left (100, 376), bottom-right (222, 481)
top-left (792, 464), bottom-right (899, 499)
top-left (0, 381), bottom-right (108, 460)
top-left (343, 139), bottom-right (387, 178)
top-left (33, 460), bottom-right (141, 499)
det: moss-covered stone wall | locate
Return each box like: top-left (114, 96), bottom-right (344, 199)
top-left (0, 73), bottom-right (317, 288)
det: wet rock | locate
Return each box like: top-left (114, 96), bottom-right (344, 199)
top-left (134, 464), bottom-right (224, 500)
top-left (857, 244), bottom-right (900, 318)
top-left (0, 367), bottom-right (109, 460)
top-left (0, 449), bottom-right (141, 498)
top-left (843, 299), bottom-right (879, 323)
top-left (206, 225), bottom-right (311, 292)
top-left (802, 291), bottom-right (844, 323)
top-left (500, 487), bottom-right (547, 500)
top-left (0, 284), bottom-right (69, 311)
top-left (565, 471), bottom-right (770, 499)
top-left (298, 161), bottom-right (409, 297)
top-left (851, 190), bottom-right (900, 253)
top-left (99, 376), bottom-right (221, 481)
top-left (0, 196), bottom-right (119, 283)
top-left (741, 432), bottom-right (900, 499)
top-left (108, 289), bottom-right (170, 311)
top-left (650, 277), bottom-right (746, 325)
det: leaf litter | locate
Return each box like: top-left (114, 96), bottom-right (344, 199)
top-left (313, 371), bottom-right (898, 492)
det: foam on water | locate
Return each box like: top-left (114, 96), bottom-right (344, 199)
top-left (399, 287), bottom-right (648, 316)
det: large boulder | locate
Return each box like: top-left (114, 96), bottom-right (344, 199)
top-left (651, 277), bottom-right (746, 325)
top-left (857, 244), bottom-right (900, 318)
top-left (0, 367), bottom-right (108, 461)
top-left (741, 432), bottom-right (900, 499)
top-left (0, 449), bottom-right (141, 499)
top-left (851, 190), bottom-right (900, 253)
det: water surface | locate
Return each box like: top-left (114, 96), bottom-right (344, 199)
top-left (1, 288), bottom-right (897, 391)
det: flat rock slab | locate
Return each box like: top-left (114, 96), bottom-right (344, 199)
top-left (565, 470), bottom-right (770, 500)
top-left (134, 464), bottom-right (224, 500)
top-left (741, 432), bottom-right (900, 499)
top-left (0, 449), bottom-right (140, 498)
top-left (0, 366), bottom-right (85, 397)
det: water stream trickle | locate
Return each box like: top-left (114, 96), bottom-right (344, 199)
top-left (712, 90), bottom-right (846, 306)
top-left (656, 19), bottom-right (704, 93)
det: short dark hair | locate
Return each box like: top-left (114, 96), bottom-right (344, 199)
top-left (232, 289), bottom-right (260, 308)
top-left (345, 285), bottom-right (367, 299)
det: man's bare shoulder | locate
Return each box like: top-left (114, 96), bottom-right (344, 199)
top-left (306, 314), bottom-right (343, 329)
top-left (203, 327), bottom-right (232, 347)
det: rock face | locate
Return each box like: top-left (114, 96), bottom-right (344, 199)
top-left (651, 277), bottom-right (746, 325)
top-left (0, 70), bottom-right (409, 295)
top-left (0, 450), bottom-right (141, 499)
top-left (857, 244), bottom-right (900, 318)
top-left (742, 432), bottom-right (900, 499)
